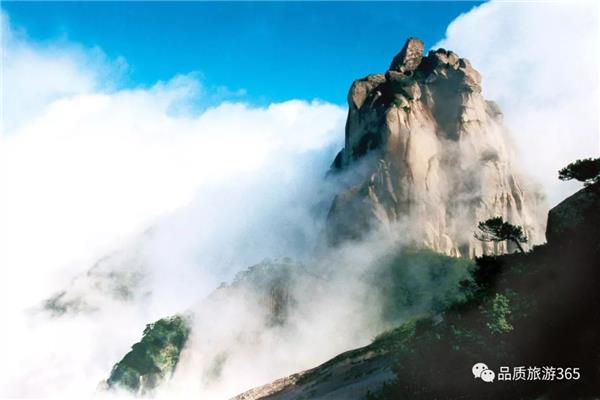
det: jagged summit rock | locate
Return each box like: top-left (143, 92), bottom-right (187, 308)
top-left (327, 38), bottom-right (545, 257)
top-left (389, 37), bottom-right (424, 73)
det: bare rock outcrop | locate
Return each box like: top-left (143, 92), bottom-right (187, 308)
top-left (327, 38), bottom-right (545, 257)
top-left (389, 37), bottom-right (424, 73)
top-left (546, 182), bottom-right (600, 245)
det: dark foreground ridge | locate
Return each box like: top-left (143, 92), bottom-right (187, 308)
top-left (234, 180), bottom-right (600, 399)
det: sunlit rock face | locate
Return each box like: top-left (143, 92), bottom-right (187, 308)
top-left (327, 38), bottom-right (545, 257)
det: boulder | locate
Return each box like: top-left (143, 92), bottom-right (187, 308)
top-left (389, 37), bottom-right (424, 74)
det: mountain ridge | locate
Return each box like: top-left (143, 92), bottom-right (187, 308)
top-left (101, 38), bottom-right (564, 399)
top-left (231, 181), bottom-right (600, 400)
top-left (326, 38), bottom-right (545, 257)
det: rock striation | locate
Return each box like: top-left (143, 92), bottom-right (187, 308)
top-left (327, 38), bottom-right (545, 257)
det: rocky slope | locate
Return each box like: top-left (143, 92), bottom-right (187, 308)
top-left (103, 259), bottom-right (317, 395)
top-left (104, 250), bottom-right (475, 396)
top-left (233, 180), bottom-right (600, 400)
top-left (327, 38), bottom-right (545, 257)
top-left (231, 326), bottom-right (403, 400)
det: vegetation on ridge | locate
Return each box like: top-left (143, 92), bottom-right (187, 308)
top-left (106, 315), bottom-right (190, 394)
top-left (558, 157), bottom-right (600, 186)
top-left (366, 159), bottom-right (600, 400)
top-left (371, 247), bottom-right (475, 323)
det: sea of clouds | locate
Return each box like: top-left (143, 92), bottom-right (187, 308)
top-left (0, 1), bottom-right (598, 398)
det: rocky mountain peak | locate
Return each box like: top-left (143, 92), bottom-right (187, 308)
top-left (327, 38), bottom-right (545, 257)
top-left (389, 37), bottom-right (424, 73)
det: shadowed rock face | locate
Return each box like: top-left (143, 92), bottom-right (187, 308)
top-left (389, 37), bottom-right (424, 73)
top-left (327, 38), bottom-right (546, 257)
top-left (546, 182), bottom-right (600, 245)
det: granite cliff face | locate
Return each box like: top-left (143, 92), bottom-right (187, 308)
top-left (327, 38), bottom-right (545, 257)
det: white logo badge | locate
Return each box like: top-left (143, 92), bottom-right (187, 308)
top-left (473, 362), bottom-right (494, 383)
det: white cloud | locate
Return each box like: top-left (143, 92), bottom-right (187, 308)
top-left (435, 0), bottom-right (600, 206)
top-left (0, 90), bottom-right (344, 305)
top-left (0, 12), bottom-right (127, 134)
top-left (0, 13), bottom-right (344, 305)
top-left (0, 13), bottom-right (345, 398)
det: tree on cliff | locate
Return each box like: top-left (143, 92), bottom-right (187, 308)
top-left (474, 217), bottom-right (527, 254)
top-left (558, 157), bottom-right (600, 186)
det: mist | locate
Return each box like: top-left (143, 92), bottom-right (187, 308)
top-left (1, 11), bottom-right (349, 396)
top-left (2, 1), bottom-right (598, 399)
top-left (435, 0), bottom-right (599, 206)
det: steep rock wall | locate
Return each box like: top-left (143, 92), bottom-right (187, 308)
top-left (327, 38), bottom-right (545, 257)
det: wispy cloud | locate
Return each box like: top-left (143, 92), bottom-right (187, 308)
top-left (435, 0), bottom-right (600, 206)
top-left (0, 12), bottom-right (345, 397)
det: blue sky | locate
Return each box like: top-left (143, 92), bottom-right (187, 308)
top-left (2, 1), bottom-right (481, 105)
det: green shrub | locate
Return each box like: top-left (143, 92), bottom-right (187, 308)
top-left (482, 293), bottom-right (513, 334)
top-left (373, 248), bottom-right (475, 323)
top-left (107, 315), bottom-right (190, 393)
